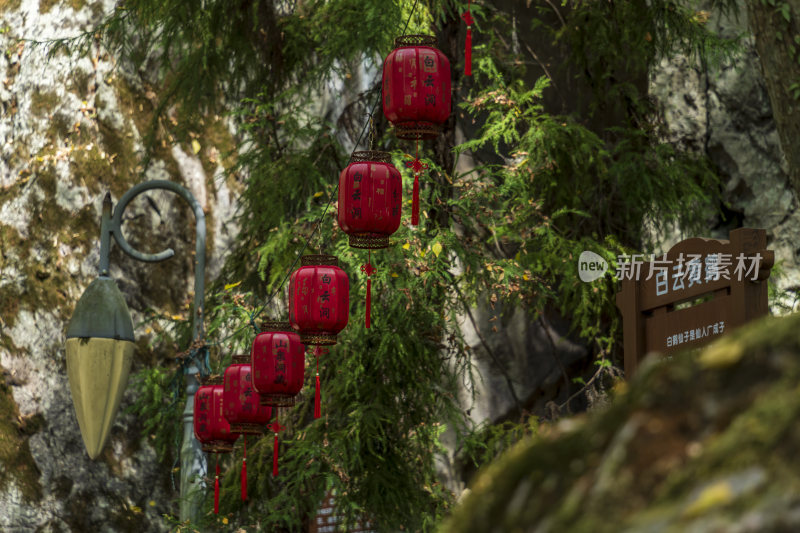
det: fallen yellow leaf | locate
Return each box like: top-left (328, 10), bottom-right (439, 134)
top-left (391, 273), bottom-right (399, 278)
top-left (431, 242), bottom-right (442, 258)
top-left (191, 139), bottom-right (201, 154)
top-left (224, 281), bottom-right (242, 291)
top-left (402, 242), bottom-right (410, 250)
top-left (314, 191), bottom-right (324, 198)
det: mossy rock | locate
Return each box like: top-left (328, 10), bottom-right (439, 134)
top-left (0, 365), bottom-right (43, 502)
top-left (442, 313), bottom-right (800, 533)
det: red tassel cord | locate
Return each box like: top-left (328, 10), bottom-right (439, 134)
top-left (365, 277), bottom-right (372, 328)
top-left (272, 433), bottom-right (279, 477)
top-left (314, 346), bottom-right (322, 419)
top-left (361, 252), bottom-right (376, 329)
top-left (241, 436), bottom-right (247, 501)
top-left (462, 2), bottom-right (474, 76)
top-left (214, 459), bottom-right (220, 515)
top-left (315, 373), bottom-right (321, 418)
top-left (412, 174), bottom-right (420, 226)
top-left (405, 141), bottom-right (428, 227)
top-left (268, 421), bottom-right (285, 477)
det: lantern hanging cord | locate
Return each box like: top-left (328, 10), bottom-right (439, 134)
top-left (242, 0), bottom-right (421, 327)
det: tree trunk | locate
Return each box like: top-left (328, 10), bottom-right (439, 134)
top-left (748, 1), bottom-right (800, 196)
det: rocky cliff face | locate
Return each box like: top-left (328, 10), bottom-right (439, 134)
top-left (0, 1), bottom-right (240, 530)
top-left (649, 4), bottom-right (799, 296)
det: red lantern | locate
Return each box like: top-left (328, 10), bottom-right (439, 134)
top-left (289, 255), bottom-right (350, 346)
top-left (223, 355), bottom-right (273, 432)
top-left (223, 355), bottom-right (272, 501)
top-left (194, 375), bottom-right (239, 514)
top-left (251, 322), bottom-right (306, 408)
top-left (338, 151), bottom-right (401, 328)
top-left (382, 35), bottom-right (452, 140)
top-left (382, 35), bottom-right (451, 225)
top-left (250, 321), bottom-right (306, 476)
top-left (338, 151), bottom-right (402, 249)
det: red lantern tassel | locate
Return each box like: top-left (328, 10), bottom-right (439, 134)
top-left (314, 348), bottom-right (322, 419)
top-left (411, 174), bottom-right (420, 226)
top-left (315, 373), bottom-right (321, 419)
top-left (462, 1), bottom-right (474, 76)
top-left (465, 26), bottom-right (472, 76)
top-left (272, 432), bottom-right (279, 477)
top-left (365, 276), bottom-right (372, 328)
top-left (241, 436), bottom-right (247, 501)
top-left (214, 461), bottom-right (220, 514)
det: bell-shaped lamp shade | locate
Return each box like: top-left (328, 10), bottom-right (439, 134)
top-left (65, 276), bottom-right (135, 459)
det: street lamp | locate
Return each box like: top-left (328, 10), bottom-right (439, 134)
top-left (65, 180), bottom-right (208, 523)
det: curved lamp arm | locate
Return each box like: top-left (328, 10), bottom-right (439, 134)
top-left (98, 180), bottom-right (206, 341)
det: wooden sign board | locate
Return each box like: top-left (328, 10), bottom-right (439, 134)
top-left (308, 491), bottom-right (376, 533)
top-left (616, 228), bottom-right (774, 377)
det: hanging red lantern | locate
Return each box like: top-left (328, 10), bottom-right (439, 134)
top-left (223, 355), bottom-right (272, 501)
top-left (251, 322), bottom-right (305, 407)
top-left (250, 321), bottom-right (306, 476)
top-left (289, 255), bottom-right (350, 346)
top-left (338, 151), bottom-right (402, 250)
top-left (338, 151), bottom-right (401, 329)
top-left (382, 35), bottom-right (452, 141)
top-left (382, 35), bottom-right (451, 225)
top-left (194, 375), bottom-right (239, 514)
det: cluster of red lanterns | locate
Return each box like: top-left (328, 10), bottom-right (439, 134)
top-left (192, 29), bottom-right (460, 516)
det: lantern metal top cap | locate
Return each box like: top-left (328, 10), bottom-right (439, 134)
top-left (231, 355), bottom-right (249, 364)
top-left (261, 320), bottom-right (292, 332)
top-left (300, 254), bottom-right (339, 267)
top-left (352, 151), bottom-right (392, 164)
top-left (201, 375), bottom-right (224, 386)
top-left (394, 34), bottom-right (437, 48)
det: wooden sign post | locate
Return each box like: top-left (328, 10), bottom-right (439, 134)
top-left (616, 228), bottom-right (774, 377)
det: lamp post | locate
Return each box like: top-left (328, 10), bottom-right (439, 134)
top-left (65, 180), bottom-right (208, 523)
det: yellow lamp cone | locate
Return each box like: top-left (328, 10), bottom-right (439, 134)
top-left (66, 337), bottom-right (134, 459)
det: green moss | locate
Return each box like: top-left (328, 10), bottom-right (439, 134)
top-left (66, 68), bottom-right (93, 100)
top-left (44, 113), bottom-right (84, 146)
top-left (97, 122), bottom-right (140, 198)
top-left (199, 118), bottom-right (237, 176)
top-left (113, 78), bottom-right (154, 140)
top-left (69, 142), bottom-right (118, 196)
top-left (39, 0), bottom-right (85, 14)
top-left (0, 365), bottom-right (43, 502)
top-left (0, 163), bottom-right (100, 329)
top-left (30, 90), bottom-right (59, 118)
top-left (0, 0), bottom-right (21, 12)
